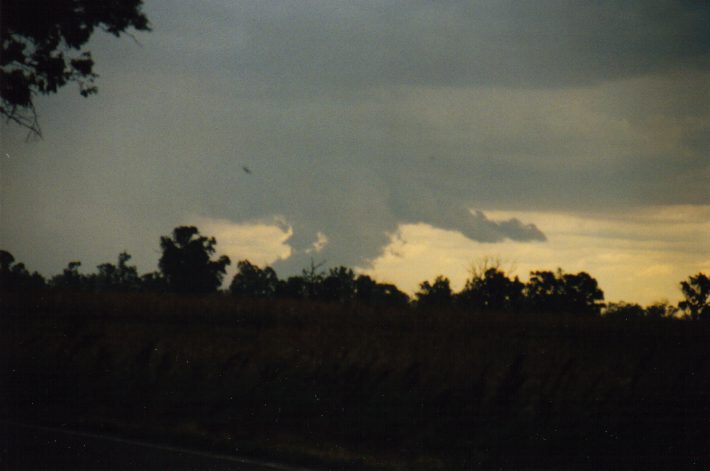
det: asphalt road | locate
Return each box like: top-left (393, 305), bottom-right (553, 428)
top-left (0, 421), bottom-right (308, 470)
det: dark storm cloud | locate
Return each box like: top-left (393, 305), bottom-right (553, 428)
top-left (401, 206), bottom-right (546, 244)
top-left (140, 0), bottom-right (710, 92)
top-left (2, 0), bottom-right (708, 279)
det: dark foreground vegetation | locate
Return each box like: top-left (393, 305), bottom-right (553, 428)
top-left (2, 226), bottom-right (710, 469)
top-left (2, 289), bottom-right (710, 470)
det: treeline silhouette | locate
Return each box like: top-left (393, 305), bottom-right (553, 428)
top-left (1, 225), bottom-right (708, 319)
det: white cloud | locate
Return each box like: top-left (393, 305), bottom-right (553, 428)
top-left (187, 215), bottom-right (293, 285)
top-left (305, 231), bottom-right (329, 254)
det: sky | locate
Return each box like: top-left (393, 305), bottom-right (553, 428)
top-left (1, 0), bottom-right (709, 304)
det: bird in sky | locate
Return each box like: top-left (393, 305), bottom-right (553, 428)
top-left (242, 165), bottom-right (251, 174)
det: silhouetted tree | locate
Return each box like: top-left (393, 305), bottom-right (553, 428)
top-left (274, 260), bottom-right (328, 300)
top-left (92, 251), bottom-right (140, 291)
top-left (0, 0), bottom-right (150, 135)
top-left (158, 226), bottom-right (230, 295)
top-left (525, 270), bottom-right (561, 313)
top-left (458, 267), bottom-right (524, 312)
top-left (354, 274), bottom-right (378, 303)
top-left (678, 273), bottom-right (710, 320)
top-left (300, 259), bottom-right (326, 299)
top-left (525, 269), bottom-right (604, 315)
top-left (320, 266), bottom-right (357, 303)
top-left (50, 261), bottom-right (86, 290)
top-left (230, 260), bottom-right (279, 299)
top-left (416, 276), bottom-right (453, 309)
top-left (354, 275), bottom-right (410, 307)
top-left (0, 250), bottom-right (45, 291)
top-left (562, 271), bottom-right (605, 315)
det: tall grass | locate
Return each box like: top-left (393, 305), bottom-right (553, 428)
top-left (2, 289), bottom-right (709, 469)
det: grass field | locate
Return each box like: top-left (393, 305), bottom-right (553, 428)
top-left (2, 289), bottom-right (709, 469)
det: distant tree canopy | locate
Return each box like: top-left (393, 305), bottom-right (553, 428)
top-left (525, 269), bottom-right (604, 315)
top-left (94, 251), bottom-right (140, 291)
top-left (603, 301), bottom-right (646, 321)
top-left (643, 301), bottom-right (678, 320)
top-left (230, 260), bottom-right (279, 299)
top-left (0, 249), bottom-right (45, 291)
top-left (320, 266), bottom-right (357, 304)
top-left (603, 301), bottom-right (676, 320)
top-left (416, 276), bottom-right (454, 309)
top-left (420, 267), bottom-right (604, 316)
top-left (0, 0), bottom-right (150, 135)
top-left (47, 252), bottom-right (142, 292)
top-left (458, 267), bottom-right (524, 312)
top-left (353, 275), bottom-right (410, 308)
top-left (229, 260), bottom-right (410, 307)
top-left (2, 233), bottom-right (708, 322)
top-left (159, 226), bottom-right (231, 295)
top-left (49, 260), bottom-right (84, 290)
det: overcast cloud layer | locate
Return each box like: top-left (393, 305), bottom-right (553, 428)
top-left (1, 0), bottom-right (708, 298)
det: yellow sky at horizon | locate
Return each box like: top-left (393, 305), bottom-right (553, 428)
top-left (363, 206), bottom-right (710, 305)
top-left (192, 205), bottom-right (709, 306)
